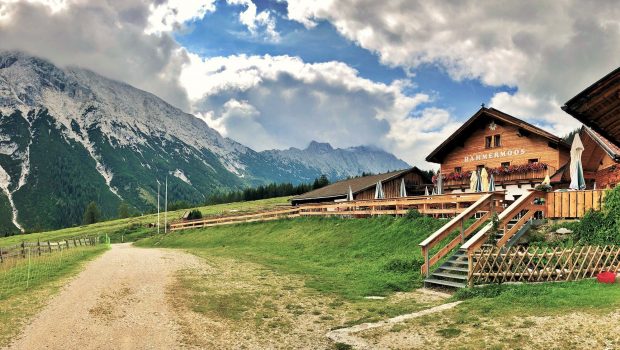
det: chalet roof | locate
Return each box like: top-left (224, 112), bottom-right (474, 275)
top-left (291, 168), bottom-right (429, 202)
top-left (426, 107), bottom-right (570, 163)
top-left (562, 67), bottom-right (620, 149)
top-left (582, 126), bottom-right (620, 162)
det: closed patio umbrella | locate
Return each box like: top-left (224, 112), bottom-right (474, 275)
top-left (424, 186), bottom-right (429, 196)
top-left (347, 185), bottom-right (354, 201)
top-left (569, 134), bottom-right (586, 190)
top-left (399, 178), bottom-right (407, 197)
top-left (432, 187), bottom-right (437, 195)
top-left (475, 170), bottom-right (483, 192)
top-left (374, 181), bottom-right (385, 199)
top-left (489, 174), bottom-right (496, 192)
top-left (469, 171), bottom-right (478, 192)
top-left (436, 170), bottom-right (443, 195)
top-left (480, 168), bottom-right (489, 192)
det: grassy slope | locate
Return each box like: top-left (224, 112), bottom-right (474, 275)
top-left (137, 216), bottom-right (443, 299)
top-left (0, 197), bottom-right (290, 246)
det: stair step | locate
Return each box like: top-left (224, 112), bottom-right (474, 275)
top-left (424, 278), bottom-right (466, 288)
top-left (444, 259), bottom-right (468, 266)
top-left (431, 272), bottom-right (468, 280)
top-left (439, 266), bottom-right (469, 273)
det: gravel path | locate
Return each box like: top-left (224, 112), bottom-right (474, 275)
top-left (4, 243), bottom-right (202, 350)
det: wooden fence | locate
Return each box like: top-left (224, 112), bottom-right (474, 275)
top-left (545, 190), bottom-right (607, 218)
top-left (469, 245), bottom-right (620, 285)
top-left (169, 193), bottom-right (492, 231)
top-left (170, 208), bottom-right (301, 231)
top-left (297, 192), bottom-right (491, 217)
top-left (0, 236), bottom-right (100, 263)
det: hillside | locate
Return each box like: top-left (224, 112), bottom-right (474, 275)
top-left (0, 52), bottom-right (410, 233)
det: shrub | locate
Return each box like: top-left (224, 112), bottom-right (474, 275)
top-left (573, 186), bottom-right (620, 244)
top-left (404, 209), bottom-right (423, 220)
top-left (383, 257), bottom-right (424, 273)
top-left (187, 209), bottom-right (203, 220)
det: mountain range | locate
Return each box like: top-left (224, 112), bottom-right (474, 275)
top-left (0, 51), bottom-right (409, 234)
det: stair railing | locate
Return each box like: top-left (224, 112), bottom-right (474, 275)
top-left (419, 192), bottom-right (503, 276)
top-left (462, 190), bottom-right (547, 286)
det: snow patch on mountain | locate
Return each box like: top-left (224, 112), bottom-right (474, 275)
top-left (171, 169), bottom-right (191, 185)
top-left (0, 164), bottom-right (24, 232)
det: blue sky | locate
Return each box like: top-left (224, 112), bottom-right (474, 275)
top-left (175, 0), bottom-right (515, 122)
top-left (2, 0), bottom-right (616, 166)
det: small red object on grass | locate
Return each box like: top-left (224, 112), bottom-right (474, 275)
top-left (597, 271), bottom-right (616, 284)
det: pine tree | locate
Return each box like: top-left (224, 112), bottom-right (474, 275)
top-left (83, 201), bottom-right (101, 225)
top-left (118, 202), bottom-right (130, 219)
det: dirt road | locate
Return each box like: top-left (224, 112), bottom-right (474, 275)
top-left (5, 243), bottom-right (201, 350)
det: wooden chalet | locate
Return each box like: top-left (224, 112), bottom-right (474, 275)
top-left (562, 67), bottom-right (620, 148)
top-left (579, 127), bottom-right (620, 189)
top-left (290, 168), bottom-right (431, 206)
top-left (426, 107), bottom-right (570, 199)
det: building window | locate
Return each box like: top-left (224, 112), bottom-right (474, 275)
top-left (501, 162), bottom-right (510, 169)
top-left (494, 134), bottom-right (501, 147)
top-left (528, 158), bottom-right (539, 164)
top-left (454, 167), bottom-right (462, 173)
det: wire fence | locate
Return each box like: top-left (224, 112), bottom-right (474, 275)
top-left (0, 235), bottom-right (109, 300)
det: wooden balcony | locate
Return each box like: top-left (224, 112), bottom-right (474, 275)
top-left (443, 165), bottom-right (556, 189)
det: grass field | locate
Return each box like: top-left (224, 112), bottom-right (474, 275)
top-left (0, 197), bottom-right (290, 246)
top-left (0, 244), bottom-right (108, 346)
top-left (137, 215), bottom-right (444, 299)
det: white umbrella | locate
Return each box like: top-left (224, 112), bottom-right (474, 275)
top-left (374, 181), bottom-right (385, 199)
top-left (469, 171), bottom-right (478, 192)
top-left (436, 170), bottom-right (443, 195)
top-left (569, 134), bottom-right (586, 190)
top-left (424, 186), bottom-right (429, 196)
top-left (432, 187), bottom-right (437, 195)
top-left (475, 170), bottom-right (483, 192)
top-left (480, 168), bottom-right (489, 192)
top-left (347, 185), bottom-right (354, 201)
top-left (399, 178), bottom-right (407, 197)
top-left (489, 174), bottom-right (496, 192)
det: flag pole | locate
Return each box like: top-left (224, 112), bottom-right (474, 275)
top-left (164, 176), bottom-right (168, 234)
top-left (157, 181), bottom-right (160, 234)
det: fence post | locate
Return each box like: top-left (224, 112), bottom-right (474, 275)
top-left (66, 239), bottom-right (70, 250)
top-left (26, 247), bottom-right (31, 288)
top-left (468, 252), bottom-right (474, 288)
top-left (21, 241), bottom-right (25, 259)
top-left (423, 247), bottom-right (429, 277)
top-left (47, 240), bottom-right (52, 253)
top-left (0, 246), bottom-right (3, 263)
top-left (37, 239), bottom-right (41, 256)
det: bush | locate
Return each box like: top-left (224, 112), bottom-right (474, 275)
top-left (404, 209), bottom-right (423, 220)
top-left (187, 209), bottom-right (203, 220)
top-left (572, 186), bottom-right (620, 244)
top-left (383, 257), bottom-right (424, 273)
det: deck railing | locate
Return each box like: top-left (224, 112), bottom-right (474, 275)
top-left (443, 166), bottom-right (556, 189)
top-left (545, 189), bottom-right (607, 218)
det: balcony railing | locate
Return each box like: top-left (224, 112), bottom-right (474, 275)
top-left (443, 165), bottom-right (556, 189)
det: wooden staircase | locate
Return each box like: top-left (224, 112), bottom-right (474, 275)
top-left (422, 191), bottom-right (547, 289)
top-left (424, 249), bottom-right (469, 288)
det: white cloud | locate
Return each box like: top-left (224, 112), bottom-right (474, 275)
top-left (227, 0), bottom-right (280, 42)
top-left (0, 0), bottom-right (200, 110)
top-left (181, 52), bottom-right (457, 165)
top-left (146, 0), bottom-right (216, 34)
top-left (285, 0), bottom-right (620, 137)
